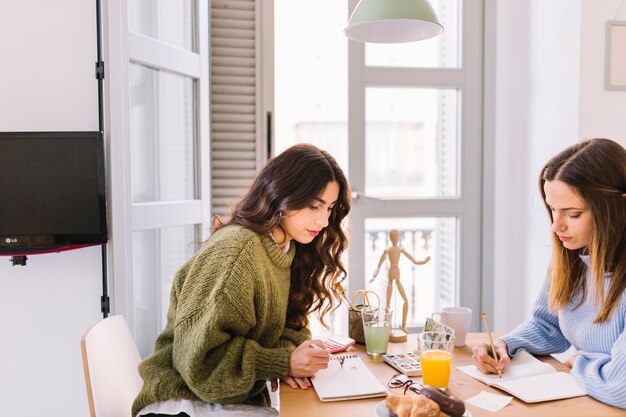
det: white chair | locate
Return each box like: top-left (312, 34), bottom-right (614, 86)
top-left (81, 315), bottom-right (143, 417)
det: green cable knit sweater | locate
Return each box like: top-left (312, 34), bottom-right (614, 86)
top-left (132, 225), bottom-right (311, 416)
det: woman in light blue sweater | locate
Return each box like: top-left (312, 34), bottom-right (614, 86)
top-left (473, 138), bottom-right (626, 409)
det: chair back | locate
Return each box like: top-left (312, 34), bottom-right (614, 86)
top-left (81, 315), bottom-right (143, 417)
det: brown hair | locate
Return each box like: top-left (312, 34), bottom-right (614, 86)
top-left (539, 138), bottom-right (626, 322)
top-left (216, 143), bottom-right (351, 329)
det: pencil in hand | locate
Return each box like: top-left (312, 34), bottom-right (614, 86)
top-left (482, 312), bottom-right (502, 378)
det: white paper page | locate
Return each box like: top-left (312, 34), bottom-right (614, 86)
top-left (465, 391), bottom-right (513, 412)
top-left (494, 372), bottom-right (586, 403)
top-left (457, 350), bottom-right (555, 384)
top-left (311, 355), bottom-right (387, 401)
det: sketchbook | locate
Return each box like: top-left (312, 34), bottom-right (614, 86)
top-left (457, 350), bottom-right (586, 403)
top-left (310, 354), bottom-right (388, 402)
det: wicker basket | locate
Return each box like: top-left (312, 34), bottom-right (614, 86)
top-left (348, 305), bottom-right (365, 344)
top-left (348, 290), bottom-right (381, 344)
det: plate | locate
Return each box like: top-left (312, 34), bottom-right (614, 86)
top-left (374, 399), bottom-right (472, 417)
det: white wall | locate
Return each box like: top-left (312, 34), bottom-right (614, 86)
top-left (492, 0), bottom-right (626, 332)
top-left (579, 0), bottom-right (626, 143)
top-left (0, 1), bottom-right (103, 416)
top-left (492, 0), bottom-right (581, 331)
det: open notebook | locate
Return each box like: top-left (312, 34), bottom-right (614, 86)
top-left (457, 350), bottom-right (586, 403)
top-left (310, 355), bottom-right (388, 402)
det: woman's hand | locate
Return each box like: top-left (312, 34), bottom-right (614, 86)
top-left (281, 376), bottom-right (312, 389)
top-left (272, 376), bottom-right (311, 390)
top-left (564, 354), bottom-right (578, 369)
top-left (472, 339), bottom-right (510, 374)
top-left (288, 339), bottom-right (330, 377)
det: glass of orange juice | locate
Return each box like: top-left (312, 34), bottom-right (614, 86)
top-left (417, 331), bottom-right (455, 388)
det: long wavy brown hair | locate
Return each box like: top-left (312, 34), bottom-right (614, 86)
top-left (216, 143), bottom-right (351, 329)
top-left (540, 138), bottom-right (626, 322)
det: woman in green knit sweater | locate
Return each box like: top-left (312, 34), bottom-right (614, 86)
top-left (133, 144), bottom-right (352, 417)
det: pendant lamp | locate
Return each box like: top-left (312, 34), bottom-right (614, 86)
top-left (344, 0), bottom-right (443, 43)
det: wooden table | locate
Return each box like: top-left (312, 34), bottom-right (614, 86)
top-left (279, 333), bottom-right (625, 417)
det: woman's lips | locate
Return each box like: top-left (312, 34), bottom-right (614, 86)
top-left (307, 229), bottom-right (320, 237)
top-left (558, 235), bottom-right (572, 242)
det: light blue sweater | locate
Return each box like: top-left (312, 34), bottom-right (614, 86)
top-left (500, 257), bottom-right (626, 409)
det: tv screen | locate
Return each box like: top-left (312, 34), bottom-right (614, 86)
top-left (0, 131), bottom-right (108, 255)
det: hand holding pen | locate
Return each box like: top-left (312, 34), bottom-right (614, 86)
top-left (471, 313), bottom-right (510, 376)
top-left (482, 312), bottom-right (502, 378)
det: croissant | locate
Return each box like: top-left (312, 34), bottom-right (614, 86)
top-left (386, 393), bottom-right (443, 417)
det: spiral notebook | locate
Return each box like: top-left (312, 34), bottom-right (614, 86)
top-left (310, 355), bottom-right (388, 402)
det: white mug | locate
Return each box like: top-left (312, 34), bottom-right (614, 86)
top-left (431, 307), bottom-right (472, 347)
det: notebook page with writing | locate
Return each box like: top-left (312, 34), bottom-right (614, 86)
top-left (311, 355), bottom-right (387, 402)
top-left (458, 350), bottom-right (555, 384)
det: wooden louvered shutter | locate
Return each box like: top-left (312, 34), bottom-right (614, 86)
top-left (210, 0), bottom-right (264, 219)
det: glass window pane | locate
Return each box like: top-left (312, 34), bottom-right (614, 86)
top-left (365, 87), bottom-right (458, 198)
top-left (274, 0), bottom-right (348, 172)
top-left (128, 0), bottom-right (195, 51)
top-left (132, 225), bottom-right (199, 357)
top-left (365, 217), bottom-right (457, 330)
top-left (365, 0), bottom-right (460, 68)
top-left (129, 63), bottom-right (196, 203)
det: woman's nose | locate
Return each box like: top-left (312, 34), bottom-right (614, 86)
top-left (315, 213), bottom-right (329, 227)
top-left (551, 215), bottom-right (565, 233)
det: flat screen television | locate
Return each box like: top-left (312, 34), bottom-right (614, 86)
top-left (0, 131), bottom-right (108, 255)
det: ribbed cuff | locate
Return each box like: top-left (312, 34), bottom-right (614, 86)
top-left (499, 335), bottom-right (523, 357)
top-left (254, 345), bottom-right (292, 379)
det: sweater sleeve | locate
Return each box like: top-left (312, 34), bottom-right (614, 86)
top-left (570, 314), bottom-right (626, 409)
top-left (173, 294), bottom-right (292, 404)
top-left (500, 277), bottom-right (571, 356)
top-left (170, 242), bottom-right (294, 404)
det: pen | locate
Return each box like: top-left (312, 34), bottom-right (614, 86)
top-left (482, 312), bottom-right (502, 378)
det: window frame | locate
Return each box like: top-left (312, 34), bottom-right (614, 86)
top-left (104, 0), bottom-right (211, 334)
top-left (347, 0), bottom-right (484, 331)
top-left (262, 0), bottom-right (484, 331)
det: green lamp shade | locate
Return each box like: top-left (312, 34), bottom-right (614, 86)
top-left (344, 0), bottom-right (443, 43)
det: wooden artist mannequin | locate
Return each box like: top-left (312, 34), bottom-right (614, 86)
top-left (370, 229), bottom-right (430, 341)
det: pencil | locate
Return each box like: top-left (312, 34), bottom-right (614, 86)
top-left (482, 312), bottom-right (502, 378)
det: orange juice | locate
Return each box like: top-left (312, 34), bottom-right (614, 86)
top-left (420, 349), bottom-right (452, 388)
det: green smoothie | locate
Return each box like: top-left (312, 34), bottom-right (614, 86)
top-left (363, 321), bottom-right (391, 356)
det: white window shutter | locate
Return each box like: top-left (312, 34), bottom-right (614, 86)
top-left (435, 218), bottom-right (457, 307)
top-left (435, 3), bottom-right (458, 308)
top-left (210, 0), bottom-right (261, 219)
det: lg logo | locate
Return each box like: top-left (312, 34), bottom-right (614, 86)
top-left (5, 237), bottom-right (17, 244)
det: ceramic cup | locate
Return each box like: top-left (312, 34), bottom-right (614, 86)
top-left (431, 306), bottom-right (472, 347)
